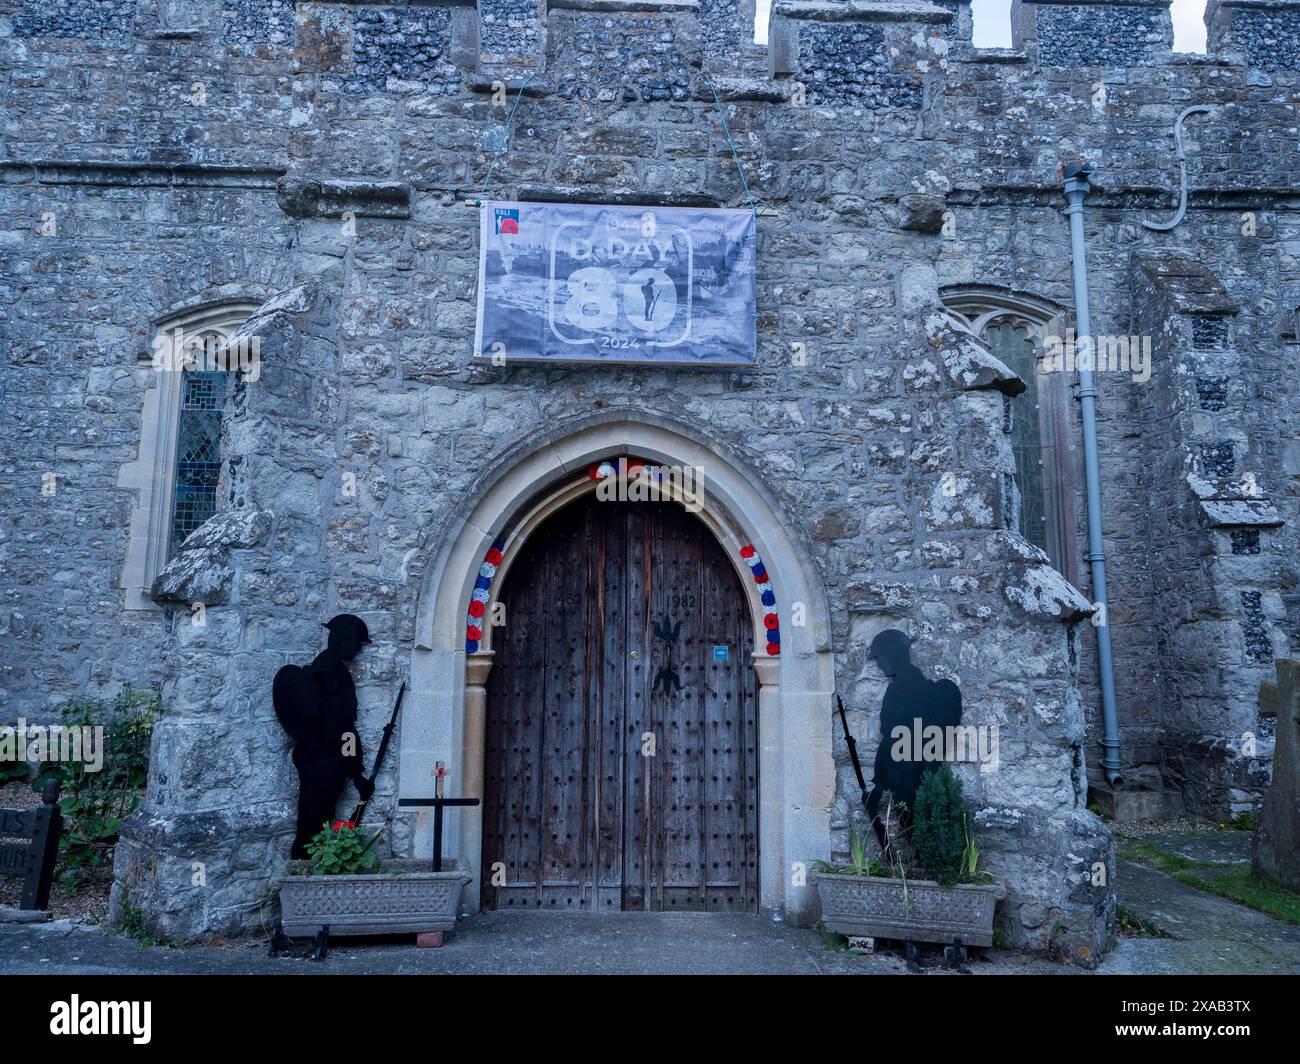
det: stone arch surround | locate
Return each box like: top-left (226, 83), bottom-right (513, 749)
top-left (402, 412), bottom-right (837, 920)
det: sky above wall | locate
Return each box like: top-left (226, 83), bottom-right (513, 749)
top-left (755, 1), bottom-right (1210, 53)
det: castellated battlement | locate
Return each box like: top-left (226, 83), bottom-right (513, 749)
top-left (5, 1), bottom-right (1300, 101)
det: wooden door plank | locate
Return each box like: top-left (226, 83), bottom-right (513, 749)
top-left (622, 502), bottom-right (651, 910)
top-left (593, 498), bottom-right (626, 911)
top-left (538, 507), bottom-right (585, 909)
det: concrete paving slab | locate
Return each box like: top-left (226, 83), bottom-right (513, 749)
top-left (1145, 830), bottom-right (1252, 866)
top-left (1101, 859), bottom-right (1300, 975)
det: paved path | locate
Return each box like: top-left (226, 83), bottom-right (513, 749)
top-left (3, 860), bottom-right (1296, 974)
top-left (1145, 830), bottom-right (1252, 866)
top-left (1, 911), bottom-right (1070, 975)
top-left (1099, 859), bottom-right (1300, 975)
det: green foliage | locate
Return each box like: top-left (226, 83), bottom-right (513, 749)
top-left (305, 820), bottom-right (381, 876)
top-left (115, 895), bottom-right (173, 950)
top-left (1227, 812), bottom-right (1258, 832)
top-left (33, 685), bottom-right (162, 892)
top-left (960, 811), bottom-right (980, 880)
top-left (0, 757), bottom-right (29, 784)
top-left (910, 765), bottom-right (968, 885)
top-left (813, 855), bottom-right (890, 877)
top-left (1118, 836), bottom-right (1198, 874)
top-left (1115, 904), bottom-right (1172, 939)
top-left (1173, 868), bottom-right (1300, 927)
top-left (815, 920), bottom-right (849, 952)
top-left (849, 825), bottom-right (871, 875)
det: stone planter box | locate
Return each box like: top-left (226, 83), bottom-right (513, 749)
top-left (813, 871), bottom-right (1005, 947)
top-left (280, 860), bottom-right (469, 938)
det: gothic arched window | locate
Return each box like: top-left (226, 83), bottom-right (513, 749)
top-left (119, 301), bottom-right (260, 609)
top-left (941, 287), bottom-right (1079, 584)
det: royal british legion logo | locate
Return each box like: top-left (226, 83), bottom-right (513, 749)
top-left (494, 207), bottom-right (520, 235)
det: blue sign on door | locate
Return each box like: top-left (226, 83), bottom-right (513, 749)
top-left (713, 645), bottom-right (729, 662)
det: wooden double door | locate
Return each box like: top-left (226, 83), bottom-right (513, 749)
top-left (482, 495), bottom-right (759, 912)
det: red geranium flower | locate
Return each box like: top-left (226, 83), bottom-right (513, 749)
top-left (332, 820), bottom-right (355, 831)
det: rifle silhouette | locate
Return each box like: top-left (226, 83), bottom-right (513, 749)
top-left (836, 694), bottom-right (867, 796)
top-left (350, 681), bottom-right (405, 827)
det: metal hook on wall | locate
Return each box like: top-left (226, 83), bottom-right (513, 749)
top-left (1142, 105), bottom-right (1213, 232)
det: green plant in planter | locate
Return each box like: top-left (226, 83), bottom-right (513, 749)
top-left (849, 825), bottom-right (871, 875)
top-left (961, 810), bottom-right (980, 880)
top-left (911, 765), bottom-right (967, 885)
top-left (304, 820), bottom-right (381, 876)
top-left (812, 824), bottom-right (891, 877)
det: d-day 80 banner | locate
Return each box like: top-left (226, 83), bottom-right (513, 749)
top-left (473, 201), bottom-right (757, 366)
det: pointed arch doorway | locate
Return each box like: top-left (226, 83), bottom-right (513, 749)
top-left (481, 493), bottom-right (759, 912)
top-left (405, 415), bottom-right (837, 923)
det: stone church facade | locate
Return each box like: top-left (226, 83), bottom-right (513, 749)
top-left (2, 0), bottom-right (1297, 966)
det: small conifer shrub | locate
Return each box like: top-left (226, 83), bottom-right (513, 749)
top-left (910, 765), bottom-right (968, 885)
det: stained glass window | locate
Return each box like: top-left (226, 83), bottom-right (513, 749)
top-left (985, 321), bottom-right (1048, 555)
top-left (170, 368), bottom-right (227, 552)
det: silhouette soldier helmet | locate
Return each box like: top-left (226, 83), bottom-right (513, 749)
top-left (866, 629), bottom-right (912, 677)
top-left (322, 613), bottom-right (371, 661)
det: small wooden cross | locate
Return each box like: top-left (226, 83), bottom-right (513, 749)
top-left (399, 762), bottom-right (478, 872)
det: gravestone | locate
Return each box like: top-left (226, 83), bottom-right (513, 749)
top-left (1253, 660), bottom-right (1300, 890)
top-left (0, 778), bottom-right (62, 915)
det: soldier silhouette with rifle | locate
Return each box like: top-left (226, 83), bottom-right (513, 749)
top-left (273, 614), bottom-right (375, 859)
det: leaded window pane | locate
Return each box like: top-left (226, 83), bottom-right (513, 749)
top-left (170, 369), bottom-right (227, 552)
top-left (985, 322), bottom-right (1048, 554)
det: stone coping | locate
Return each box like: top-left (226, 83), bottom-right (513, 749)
top-left (1210, 0), bottom-right (1300, 10)
top-left (514, 184), bottom-right (724, 208)
top-left (773, 0), bottom-right (953, 22)
top-left (548, 0), bottom-right (701, 12)
top-left (1023, 0), bottom-right (1171, 7)
top-left (0, 160), bottom-right (284, 190)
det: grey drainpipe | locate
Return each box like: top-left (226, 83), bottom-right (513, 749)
top-left (1062, 163), bottom-right (1123, 788)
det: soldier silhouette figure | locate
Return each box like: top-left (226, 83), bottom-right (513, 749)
top-left (862, 630), bottom-right (962, 857)
top-left (641, 275), bottom-right (659, 322)
top-left (273, 614), bottom-right (375, 858)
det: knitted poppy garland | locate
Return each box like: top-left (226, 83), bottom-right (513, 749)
top-left (465, 537), bottom-right (506, 653)
top-left (464, 464), bottom-right (782, 658)
top-left (740, 544), bottom-right (781, 656)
